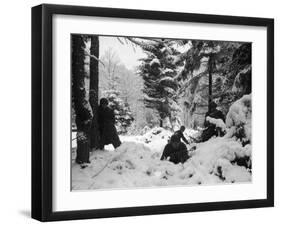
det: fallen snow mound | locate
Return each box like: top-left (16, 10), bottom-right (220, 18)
top-left (72, 137), bottom-right (251, 190)
top-left (225, 94), bottom-right (252, 142)
top-left (226, 94), bottom-right (251, 127)
top-left (206, 116), bottom-right (227, 132)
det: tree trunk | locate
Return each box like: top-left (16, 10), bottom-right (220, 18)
top-left (159, 119), bottom-right (163, 127)
top-left (208, 54), bottom-right (213, 112)
top-left (72, 34), bottom-right (93, 163)
top-left (89, 36), bottom-right (100, 149)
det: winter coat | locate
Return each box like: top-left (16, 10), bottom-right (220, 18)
top-left (98, 106), bottom-right (121, 148)
top-left (173, 130), bottom-right (189, 145)
top-left (160, 142), bottom-right (189, 164)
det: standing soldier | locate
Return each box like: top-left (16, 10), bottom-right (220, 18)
top-left (98, 98), bottom-right (121, 150)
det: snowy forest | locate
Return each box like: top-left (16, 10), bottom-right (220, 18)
top-left (71, 34), bottom-right (252, 190)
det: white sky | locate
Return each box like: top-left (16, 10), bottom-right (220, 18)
top-left (99, 36), bottom-right (146, 70)
top-left (99, 36), bottom-right (191, 70)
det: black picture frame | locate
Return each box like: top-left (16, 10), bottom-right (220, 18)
top-left (31, 3), bottom-right (274, 222)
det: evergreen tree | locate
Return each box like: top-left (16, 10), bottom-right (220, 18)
top-left (138, 39), bottom-right (182, 128)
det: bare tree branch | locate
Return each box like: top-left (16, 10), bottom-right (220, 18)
top-left (84, 50), bottom-right (105, 67)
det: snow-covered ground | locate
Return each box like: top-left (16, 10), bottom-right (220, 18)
top-left (72, 127), bottom-right (251, 190)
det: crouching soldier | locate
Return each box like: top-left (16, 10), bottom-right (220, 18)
top-left (201, 101), bottom-right (225, 142)
top-left (98, 98), bottom-right (121, 150)
top-left (160, 135), bottom-right (189, 164)
top-left (173, 125), bottom-right (189, 145)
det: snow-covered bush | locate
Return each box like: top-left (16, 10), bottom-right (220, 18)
top-left (102, 89), bottom-right (134, 134)
top-left (206, 116), bottom-right (227, 132)
top-left (189, 137), bottom-right (251, 183)
top-left (225, 94), bottom-right (251, 144)
top-left (140, 126), bottom-right (151, 135)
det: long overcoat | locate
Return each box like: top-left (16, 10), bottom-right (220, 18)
top-left (160, 142), bottom-right (189, 164)
top-left (98, 106), bottom-right (121, 149)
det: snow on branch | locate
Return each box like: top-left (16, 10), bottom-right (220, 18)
top-left (143, 94), bottom-right (164, 103)
top-left (206, 116), bottom-right (227, 132)
top-left (159, 76), bottom-right (175, 83)
top-left (150, 58), bottom-right (161, 66)
top-left (84, 49), bottom-right (105, 67)
top-left (179, 70), bottom-right (208, 93)
top-left (125, 37), bottom-right (157, 52)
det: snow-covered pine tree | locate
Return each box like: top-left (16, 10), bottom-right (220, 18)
top-left (138, 39), bottom-right (182, 129)
top-left (102, 89), bottom-right (134, 134)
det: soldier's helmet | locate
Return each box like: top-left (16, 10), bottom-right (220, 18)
top-left (100, 98), bottom-right (108, 106)
top-left (210, 101), bottom-right (217, 110)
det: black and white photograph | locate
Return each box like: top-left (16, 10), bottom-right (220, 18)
top-left (71, 34), bottom-right (252, 190)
